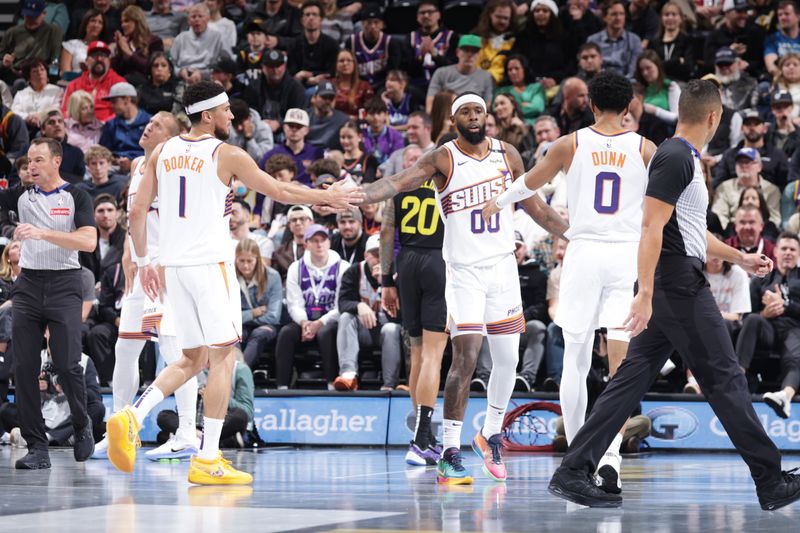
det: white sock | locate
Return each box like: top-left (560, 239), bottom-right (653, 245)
top-left (560, 331), bottom-right (594, 444)
top-left (112, 338), bottom-right (145, 413)
top-left (442, 419), bottom-right (463, 451)
top-left (198, 417), bottom-right (224, 460)
top-left (687, 375), bottom-right (698, 386)
top-left (341, 371), bottom-right (356, 379)
top-left (131, 385), bottom-right (165, 426)
top-left (158, 335), bottom-right (198, 441)
top-left (608, 432), bottom-right (623, 456)
top-left (483, 334), bottom-right (519, 438)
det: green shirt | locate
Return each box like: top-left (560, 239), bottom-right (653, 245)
top-left (644, 79), bottom-right (671, 112)
top-left (496, 83), bottom-right (546, 126)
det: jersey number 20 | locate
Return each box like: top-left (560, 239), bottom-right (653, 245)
top-left (594, 172), bottom-right (620, 214)
top-left (400, 196), bottom-right (439, 235)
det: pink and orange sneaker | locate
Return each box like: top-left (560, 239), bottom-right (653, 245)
top-left (471, 431), bottom-right (507, 482)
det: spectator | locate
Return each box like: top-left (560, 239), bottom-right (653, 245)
top-left (702, 74), bottom-right (744, 159)
top-left (430, 89), bottom-right (456, 144)
top-left (740, 186), bottom-right (781, 240)
top-left (772, 52), bottom-right (800, 117)
top-left (38, 109), bottom-right (83, 183)
top-left (725, 205), bottom-right (777, 263)
top-left (330, 208), bottom-right (367, 265)
top-left (474, 0), bottom-right (516, 86)
top-left (512, 0), bottom-right (576, 86)
top-left (715, 47), bottom-right (759, 111)
top-left (767, 90), bottom-right (800, 157)
top-left (379, 110), bottom-right (435, 176)
top-left (257, 154), bottom-right (297, 228)
top-left (246, 0), bottom-right (303, 50)
top-left (339, 121), bottom-right (378, 184)
top-left (62, 41), bottom-right (125, 123)
top-left (333, 49), bottom-right (374, 118)
top-left (623, 82), bottom-right (671, 147)
top-left (705, 0), bottom-right (766, 78)
top-left (493, 93), bottom-right (527, 146)
top-left (738, 233), bottom-right (800, 418)
top-left (230, 199), bottom-right (274, 266)
top-left (714, 109), bottom-right (790, 189)
top-left (68, 0), bottom-right (120, 43)
top-left (635, 50), bottom-right (680, 124)
top-left (627, 0), bottom-right (659, 48)
top-left (59, 9), bottom-right (104, 79)
top-left (349, 6), bottom-right (402, 90)
top-left (382, 70), bottom-right (421, 130)
top-left (228, 98), bottom-right (274, 163)
top-left (713, 148), bottom-right (781, 230)
top-left (206, 0), bottom-right (237, 55)
top-left (576, 42), bottom-right (604, 82)
top-left (560, 0), bottom-right (604, 46)
top-left (236, 239), bottom-right (282, 369)
top-left (288, 0), bottom-right (338, 89)
top-left (273, 204), bottom-right (313, 280)
top-left (0, 0), bottom-right (62, 82)
top-left (0, 101), bottom-right (28, 163)
top-left (79, 193), bottom-right (125, 283)
top-left (426, 35), bottom-right (494, 114)
top-left (64, 90), bottom-right (103, 153)
top-left (586, 0), bottom-right (642, 79)
top-left (362, 96), bottom-right (405, 166)
top-left (334, 233), bottom-right (401, 391)
top-left (138, 52), bottom-right (181, 116)
top-left (319, 0), bottom-right (354, 46)
top-left (237, 19), bottom-right (270, 79)
top-left (552, 77), bottom-right (593, 134)
top-left (11, 59), bottom-right (64, 132)
top-left (647, 1), bottom-right (694, 82)
top-left (112, 5), bottom-right (164, 84)
top-left (259, 108), bottom-right (322, 187)
top-left (146, 0), bottom-right (189, 48)
top-left (98, 82), bottom-right (150, 172)
top-left (249, 49), bottom-right (306, 133)
top-left (171, 2), bottom-right (229, 86)
top-left (76, 146), bottom-right (126, 202)
top-left (543, 237), bottom-right (567, 390)
top-left (86, 259), bottom-right (124, 385)
top-left (406, 0), bottom-right (457, 87)
top-left (277, 224), bottom-right (347, 389)
top-left (765, 0), bottom-right (800, 76)
top-left (524, 114), bottom-right (561, 166)
top-left (307, 81), bottom-right (350, 149)
top-left (496, 55), bottom-right (546, 126)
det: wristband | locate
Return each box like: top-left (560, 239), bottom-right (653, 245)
top-left (134, 255), bottom-right (150, 267)
top-left (496, 175), bottom-right (536, 209)
top-left (381, 274), bottom-right (396, 288)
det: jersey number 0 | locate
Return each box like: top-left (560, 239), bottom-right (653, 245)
top-left (594, 172), bottom-right (621, 215)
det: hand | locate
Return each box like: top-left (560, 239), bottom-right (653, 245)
top-left (644, 103), bottom-right (658, 115)
top-left (302, 319), bottom-right (322, 340)
top-left (295, 70), bottom-right (313, 81)
top-left (762, 283), bottom-right (783, 306)
top-left (730, 43), bottom-right (747, 56)
top-left (188, 70), bottom-right (202, 84)
top-left (312, 204), bottom-right (337, 216)
top-left (139, 264), bottom-right (162, 302)
top-left (357, 302), bottom-right (377, 329)
top-left (39, 379), bottom-right (49, 392)
top-left (14, 223), bottom-right (47, 241)
top-left (253, 305), bottom-right (267, 318)
top-left (623, 291), bottom-right (652, 338)
top-left (240, 117), bottom-right (255, 139)
top-left (2, 53), bottom-right (14, 68)
top-left (701, 153), bottom-right (718, 168)
top-left (762, 301), bottom-right (785, 318)
top-left (419, 36), bottom-right (434, 55)
top-left (740, 253), bottom-right (773, 278)
top-left (381, 286), bottom-right (399, 318)
top-left (540, 77), bottom-right (556, 90)
top-left (116, 157), bottom-right (132, 173)
top-left (323, 180), bottom-right (365, 210)
top-left (371, 263), bottom-right (381, 279)
top-left (481, 197), bottom-right (502, 225)
top-left (25, 114), bottom-right (41, 129)
top-left (123, 258), bottom-right (137, 295)
top-left (115, 31), bottom-right (132, 56)
top-left (569, 4), bottom-right (585, 20)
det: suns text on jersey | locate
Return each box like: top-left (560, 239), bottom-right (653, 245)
top-left (444, 171), bottom-right (513, 214)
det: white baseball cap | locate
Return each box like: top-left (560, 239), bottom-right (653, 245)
top-left (366, 233), bottom-right (381, 252)
top-left (284, 108), bottom-right (310, 127)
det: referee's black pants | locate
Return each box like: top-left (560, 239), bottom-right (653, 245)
top-left (13, 269), bottom-right (89, 451)
top-left (562, 257), bottom-right (783, 489)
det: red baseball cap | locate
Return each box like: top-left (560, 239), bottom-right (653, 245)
top-left (87, 41), bottom-right (112, 56)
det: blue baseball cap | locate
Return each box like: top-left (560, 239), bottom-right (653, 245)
top-left (735, 147), bottom-right (760, 162)
top-left (21, 0), bottom-right (45, 17)
top-left (304, 224), bottom-right (329, 241)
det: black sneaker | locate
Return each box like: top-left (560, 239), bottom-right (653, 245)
top-left (514, 374), bottom-right (531, 392)
top-left (548, 465), bottom-right (622, 508)
top-left (470, 376), bottom-right (488, 392)
top-left (542, 377), bottom-right (559, 392)
top-left (15, 447), bottom-right (51, 470)
top-left (757, 468), bottom-right (800, 511)
top-left (73, 418), bottom-right (94, 462)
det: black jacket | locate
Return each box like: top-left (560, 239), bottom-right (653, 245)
top-left (511, 26), bottom-right (577, 82)
top-left (330, 231), bottom-right (368, 266)
top-left (647, 32), bottom-right (695, 82)
top-left (59, 139), bottom-right (86, 184)
top-left (704, 23), bottom-right (766, 78)
top-left (338, 260), bottom-right (378, 316)
top-left (97, 262), bottom-right (124, 326)
top-left (749, 267), bottom-right (800, 334)
top-left (0, 105), bottom-right (29, 160)
top-left (139, 77), bottom-right (181, 116)
top-left (519, 260), bottom-right (549, 323)
top-left (79, 224), bottom-right (126, 282)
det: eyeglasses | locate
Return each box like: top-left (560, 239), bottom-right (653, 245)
top-left (418, 9), bottom-right (437, 15)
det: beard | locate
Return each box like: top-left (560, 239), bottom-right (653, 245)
top-left (214, 123), bottom-right (229, 140)
top-left (456, 123), bottom-right (487, 145)
top-left (91, 61), bottom-right (107, 77)
top-left (716, 70), bottom-right (740, 85)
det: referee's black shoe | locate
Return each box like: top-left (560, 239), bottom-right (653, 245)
top-left (73, 417), bottom-right (94, 462)
top-left (15, 448), bottom-right (51, 470)
top-left (757, 468), bottom-right (800, 511)
top-left (548, 465), bottom-right (622, 508)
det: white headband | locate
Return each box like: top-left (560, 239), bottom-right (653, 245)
top-left (451, 94), bottom-right (487, 117)
top-left (185, 92), bottom-right (230, 115)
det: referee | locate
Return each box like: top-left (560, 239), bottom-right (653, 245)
top-left (548, 80), bottom-right (800, 510)
top-left (0, 138), bottom-right (97, 469)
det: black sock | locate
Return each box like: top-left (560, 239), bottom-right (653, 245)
top-left (414, 405), bottom-right (434, 449)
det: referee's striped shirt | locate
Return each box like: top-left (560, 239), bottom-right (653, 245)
top-left (0, 184), bottom-right (95, 270)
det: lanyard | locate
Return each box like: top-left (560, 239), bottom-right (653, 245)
top-left (340, 241), bottom-right (356, 264)
top-left (292, 241), bottom-right (300, 262)
top-left (307, 262), bottom-right (328, 304)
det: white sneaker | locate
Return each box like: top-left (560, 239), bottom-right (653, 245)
top-left (763, 391), bottom-right (791, 419)
top-left (595, 450), bottom-right (622, 494)
top-left (91, 436), bottom-right (109, 459)
top-left (145, 433), bottom-right (200, 462)
top-left (10, 427), bottom-right (26, 448)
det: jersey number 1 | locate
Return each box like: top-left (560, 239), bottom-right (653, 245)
top-left (178, 175), bottom-right (187, 218)
top-left (594, 172), bottom-right (620, 214)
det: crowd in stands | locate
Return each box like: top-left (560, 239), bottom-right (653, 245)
top-left (1, 0), bottom-right (800, 417)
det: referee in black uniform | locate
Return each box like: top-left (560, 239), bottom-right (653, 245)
top-left (0, 138), bottom-right (97, 469)
top-left (548, 80), bottom-right (800, 510)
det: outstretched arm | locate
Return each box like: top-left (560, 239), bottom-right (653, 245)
top-left (361, 147), bottom-right (447, 204)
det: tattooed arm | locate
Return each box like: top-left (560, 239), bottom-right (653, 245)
top-left (379, 201), bottom-right (399, 317)
top-left (361, 146), bottom-right (448, 204)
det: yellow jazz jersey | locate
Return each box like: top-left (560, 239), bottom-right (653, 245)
top-left (436, 137), bottom-right (516, 266)
top-left (564, 127), bottom-right (648, 242)
top-left (128, 157), bottom-right (160, 262)
top-left (155, 134), bottom-right (235, 266)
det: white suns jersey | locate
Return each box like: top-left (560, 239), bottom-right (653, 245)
top-left (128, 158), bottom-right (160, 262)
top-left (437, 137), bottom-right (516, 266)
top-left (564, 127), bottom-right (648, 242)
top-left (156, 134), bottom-right (234, 267)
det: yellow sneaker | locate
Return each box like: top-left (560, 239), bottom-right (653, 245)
top-left (106, 406), bottom-right (140, 473)
top-left (188, 453), bottom-right (253, 485)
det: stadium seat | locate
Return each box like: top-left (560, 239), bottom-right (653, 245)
top-left (443, 0), bottom-right (483, 34)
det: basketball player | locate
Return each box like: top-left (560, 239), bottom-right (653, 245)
top-left (106, 81), bottom-right (362, 484)
top-left (360, 92), bottom-right (568, 484)
top-left (92, 112), bottom-right (202, 461)
top-left (484, 71), bottom-right (657, 493)
top-left (379, 144), bottom-right (448, 466)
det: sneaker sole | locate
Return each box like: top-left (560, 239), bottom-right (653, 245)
top-left (471, 440), bottom-right (507, 482)
top-left (145, 449), bottom-right (197, 462)
top-left (405, 451), bottom-right (429, 467)
top-left (548, 482), bottom-right (622, 508)
top-left (106, 414), bottom-right (136, 473)
top-left (760, 484), bottom-right (800, 511)
top-left (764, 397), bottom-right (790, 419)
top-left (188, 471), bottom-right (254, 485)
top-left (597, 465), bottom-right (622, 495)
top-left (436, 475), bottom-right (474, 485)
top-left (15, 459), bottom-right (51, 470)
